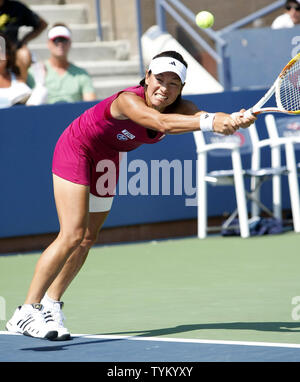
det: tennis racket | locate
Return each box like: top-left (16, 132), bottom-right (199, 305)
top-left (244, 53), bottom-right (300, 118)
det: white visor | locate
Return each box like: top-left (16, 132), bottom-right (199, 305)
top-left (48, 26), bottom-right (71, 41)
top-left (148, 56), bottom-right (187, 84)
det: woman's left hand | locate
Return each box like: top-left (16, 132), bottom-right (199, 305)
top-left (231, 109), bottom-right (257, 129)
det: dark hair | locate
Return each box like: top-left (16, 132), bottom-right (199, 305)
top-left (285, 0), bottom-right (300, 7)
top-left (140, 50), bottom-right (187, 112)
top-left (0, 32), bottom-right (20, 76)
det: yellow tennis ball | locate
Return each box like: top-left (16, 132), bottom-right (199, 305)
top-left (195, 11), bottom-right (214, 29)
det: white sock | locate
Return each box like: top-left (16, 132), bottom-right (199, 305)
top-left (41, 293), bottom-right (59, 307)
top-left (21, 303), bottom-right (34, 312)
top-left (20, 303), bottom-right (42, 313)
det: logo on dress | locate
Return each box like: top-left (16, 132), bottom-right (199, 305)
top-left (117, 134), bottom-right (128, 141)
top-left (117, 129), bottom-right (136, 141)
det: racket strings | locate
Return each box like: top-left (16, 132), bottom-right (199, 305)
top-left (279, 59), bottom-right (300, 112)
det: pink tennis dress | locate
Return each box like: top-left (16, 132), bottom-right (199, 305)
top-left (52, 86), bottom-right (165, 197)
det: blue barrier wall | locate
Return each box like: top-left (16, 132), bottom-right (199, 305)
top-left (218, 26), bottom-right (300, 90)
top-left (0, 89), bottom-right (298, 238)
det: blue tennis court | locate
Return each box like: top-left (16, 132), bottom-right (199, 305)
top-left (1, 332), bottom-right (300, 362)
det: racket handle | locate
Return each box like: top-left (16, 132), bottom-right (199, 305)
top-left (243, 108), bottom-right (255, 118)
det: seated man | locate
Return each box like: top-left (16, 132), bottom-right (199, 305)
top-left (27, 23), bottom-right (97, 104)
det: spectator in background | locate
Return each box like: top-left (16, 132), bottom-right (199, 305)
top-left (272, 0), bottom-right (300, 29)
top-left (27, 23), bottom-right (97, 104)
top-left (0, 31), bottom-right (31, 108)
top-left (0, 0), bottom-right (48, 81)
top-left (0, 32), bottom-right (46, 107)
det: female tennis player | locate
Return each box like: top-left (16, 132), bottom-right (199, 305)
top-left (6, 50), bottom-right (256, 340)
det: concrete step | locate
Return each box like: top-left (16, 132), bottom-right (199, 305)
top-left (74, 60), bottom-right (141, 77)
top-left (29, 40), bottom-right (130, 62)
top-left (21, 23), bottom-right (110, 43)
top-left (93, 76), bottom-right (142, 100)
top-left (30, 4), bottom-right (89, 25)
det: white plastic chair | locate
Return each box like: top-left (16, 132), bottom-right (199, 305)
top-left (264, 114), bottom-right (300, 232)
top-left (193, 129), bottom-right (249, 238)
top-left (247, 122), bottom-right (286, 220)
top-left (192, 123), bottom-right (289, 239)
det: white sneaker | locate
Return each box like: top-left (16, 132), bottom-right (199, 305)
top-left (41, 297), bottom-right (71, 341)
top-left (6, 303), bottom-right (58, 340)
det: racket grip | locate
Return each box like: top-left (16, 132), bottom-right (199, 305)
top-left (243, 108), bottom-right (255, 118)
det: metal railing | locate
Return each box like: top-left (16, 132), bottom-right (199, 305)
top-left (94, 0), bottom-right (103, 41)
top-left (153, 0), bottom-right (285, 90)
top-left (93, 0), bottom-right (286, 90)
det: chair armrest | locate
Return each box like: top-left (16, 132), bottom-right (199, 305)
top-left (197, 142), bottom-right (240, 153)
top-left (258, 137), bottom-right (300, 149)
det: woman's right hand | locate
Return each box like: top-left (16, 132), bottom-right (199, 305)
top-left (213, 111), bottom-right (256, 135)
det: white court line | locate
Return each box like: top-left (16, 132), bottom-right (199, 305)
top-left (71, 334), bottom-right (300, 349)
top-left (1, 330), bottom-right (300, 349)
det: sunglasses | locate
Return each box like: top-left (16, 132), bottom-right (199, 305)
top-left (52, 37), bottom-right (70, 45)
top-left (286, 4), bottom-right (300, 11)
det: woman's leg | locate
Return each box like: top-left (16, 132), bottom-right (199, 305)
top-left (24, 175), bottom-right (90, 304)
top-left (46, 211), bottom-right (110, 301)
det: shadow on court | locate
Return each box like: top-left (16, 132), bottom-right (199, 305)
top-left (20, 337), bottom-right (122, 352)
top-left (101, 321), bottom-right (300, 337)
top-left (17, 322), bottom-right (300, 353)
